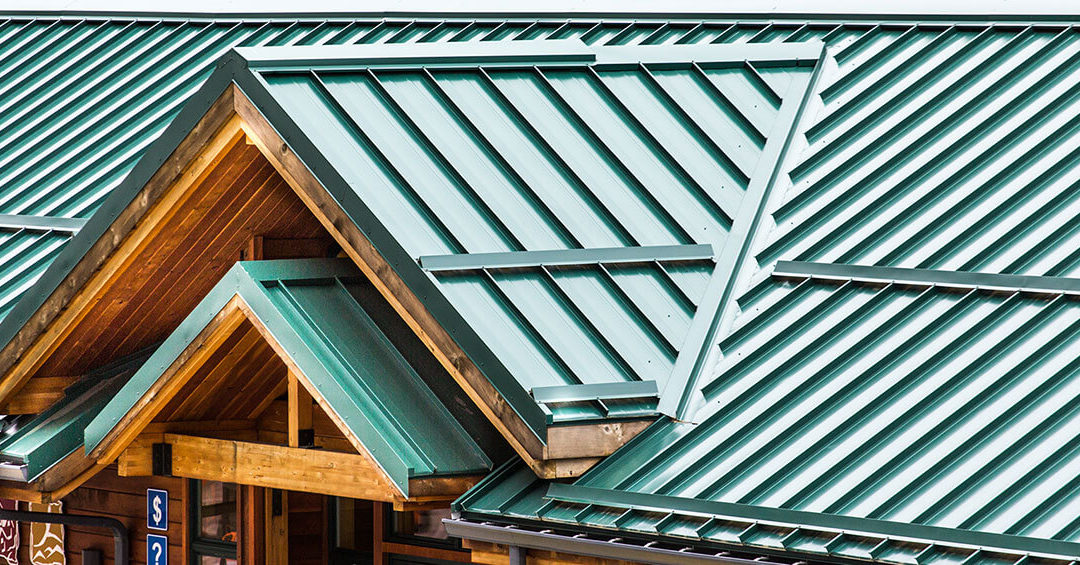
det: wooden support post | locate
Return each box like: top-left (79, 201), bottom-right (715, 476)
top-left (241, 485), bottom-right (265, 565)
top-left (246, 235), bottom-right (264, 261)
top-left (288, 369), bottom-right (314, 448)
top-left (265, 488), bottom-right (288, 565)
top-left (373, 502), bottom-right (387, 565)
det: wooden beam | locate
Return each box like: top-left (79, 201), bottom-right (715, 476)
top-left (0, 375), bottom-right (78, 414)
top-left (119, 433), bottom-right (402, 502)
top-left (247, 235), bottom-right (264, 261)
top-left (0, 87), bottom-right (243, 407)
top-left (543, 419), bottom-right (652, 460)
top-left (141, 419), bottom-right (257, 435)
top-left (287, 369), bottom-right (313, 448)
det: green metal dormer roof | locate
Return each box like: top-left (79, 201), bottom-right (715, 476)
top-left (85, 258), bottom-right (490, 496)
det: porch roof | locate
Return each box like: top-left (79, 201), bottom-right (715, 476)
top-left (85, 258), bottom-right (491, 496)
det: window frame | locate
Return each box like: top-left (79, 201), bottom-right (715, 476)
top-left (188, 479), bottom-right (239, 565)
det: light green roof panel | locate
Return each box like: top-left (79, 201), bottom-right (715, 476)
top-left (242, 40), bottom-right (819, 427)
top-left (86, 258), bottom-right (490, 496)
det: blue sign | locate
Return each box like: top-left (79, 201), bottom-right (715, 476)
top-left (147, 534), bottom-right (168, 565)
top-left (147, 488), bottom-right (168, 531)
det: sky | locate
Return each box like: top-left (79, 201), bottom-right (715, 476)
top-left (3, 0), bottom-right (1080, 15)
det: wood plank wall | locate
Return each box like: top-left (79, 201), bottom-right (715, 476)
top-left (12, 465), bottom-right (185, 565)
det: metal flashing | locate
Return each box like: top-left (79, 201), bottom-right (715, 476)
top-left (419, 244), bottom-right (715, 273)
top-left (776, 260), bottom-right (1080, 295)
top-left (443, 518), bottom-right (782, 565)
top-left (531, 380), bottom-right (659, 404)
top-left (235, 40), bottom-right (824, 72)
top-left (657, 40), bottom-right (826, 419)
top-left (546, 483), bottom-right (1080, 562)
top-left (235, 40), bottom-right (597, 70)
top-left (0, 215), bottom-right (86, 234)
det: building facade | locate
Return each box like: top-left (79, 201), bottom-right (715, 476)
top-left (0, 10), bottom-right (1075, 565)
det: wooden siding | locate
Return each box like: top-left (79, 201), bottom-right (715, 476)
top-left (11, 466), bottom-right (186, 565)
top-left (157, 318), bottom-right (286, 423)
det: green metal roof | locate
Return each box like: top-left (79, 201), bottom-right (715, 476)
top-left (239, 39), bottom-right (819, 430)
top-left (84, 258), bottom-right (490, 496)
top-left (457, 264), bottom-right (1080, 564)
top-left (5, 12), bottom-right (1080, 564)
top-left (0, 350), bottom-right (137, 482)
top-left (0, 227), bottom-right (71, 322)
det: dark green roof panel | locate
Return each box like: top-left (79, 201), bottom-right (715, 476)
top-left (459, 268), bottom-right (1080, 564)
top-left (0, 228), bottom-right (70, 322)
top-left (0, 354), bottom-right (134, 482)
top-left (761, 25), bottom-right (1080, 277)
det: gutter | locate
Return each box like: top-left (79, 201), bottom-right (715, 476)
top-left (0, 461), bottom-right (26, 482)
top-left (443, 518), bottom-right (782, 565)
top-left (0, 508), bottom-right (128, 565)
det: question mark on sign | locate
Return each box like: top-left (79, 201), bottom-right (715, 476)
top-left (151, 540), bottom-right (163, 564)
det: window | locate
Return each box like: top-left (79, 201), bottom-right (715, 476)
top-left (329, 499), bottom-right (468, 565)
top-left (386, 508), bottom-right (455, 547)
top-left (189, 480), bottom-right (238, 565)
